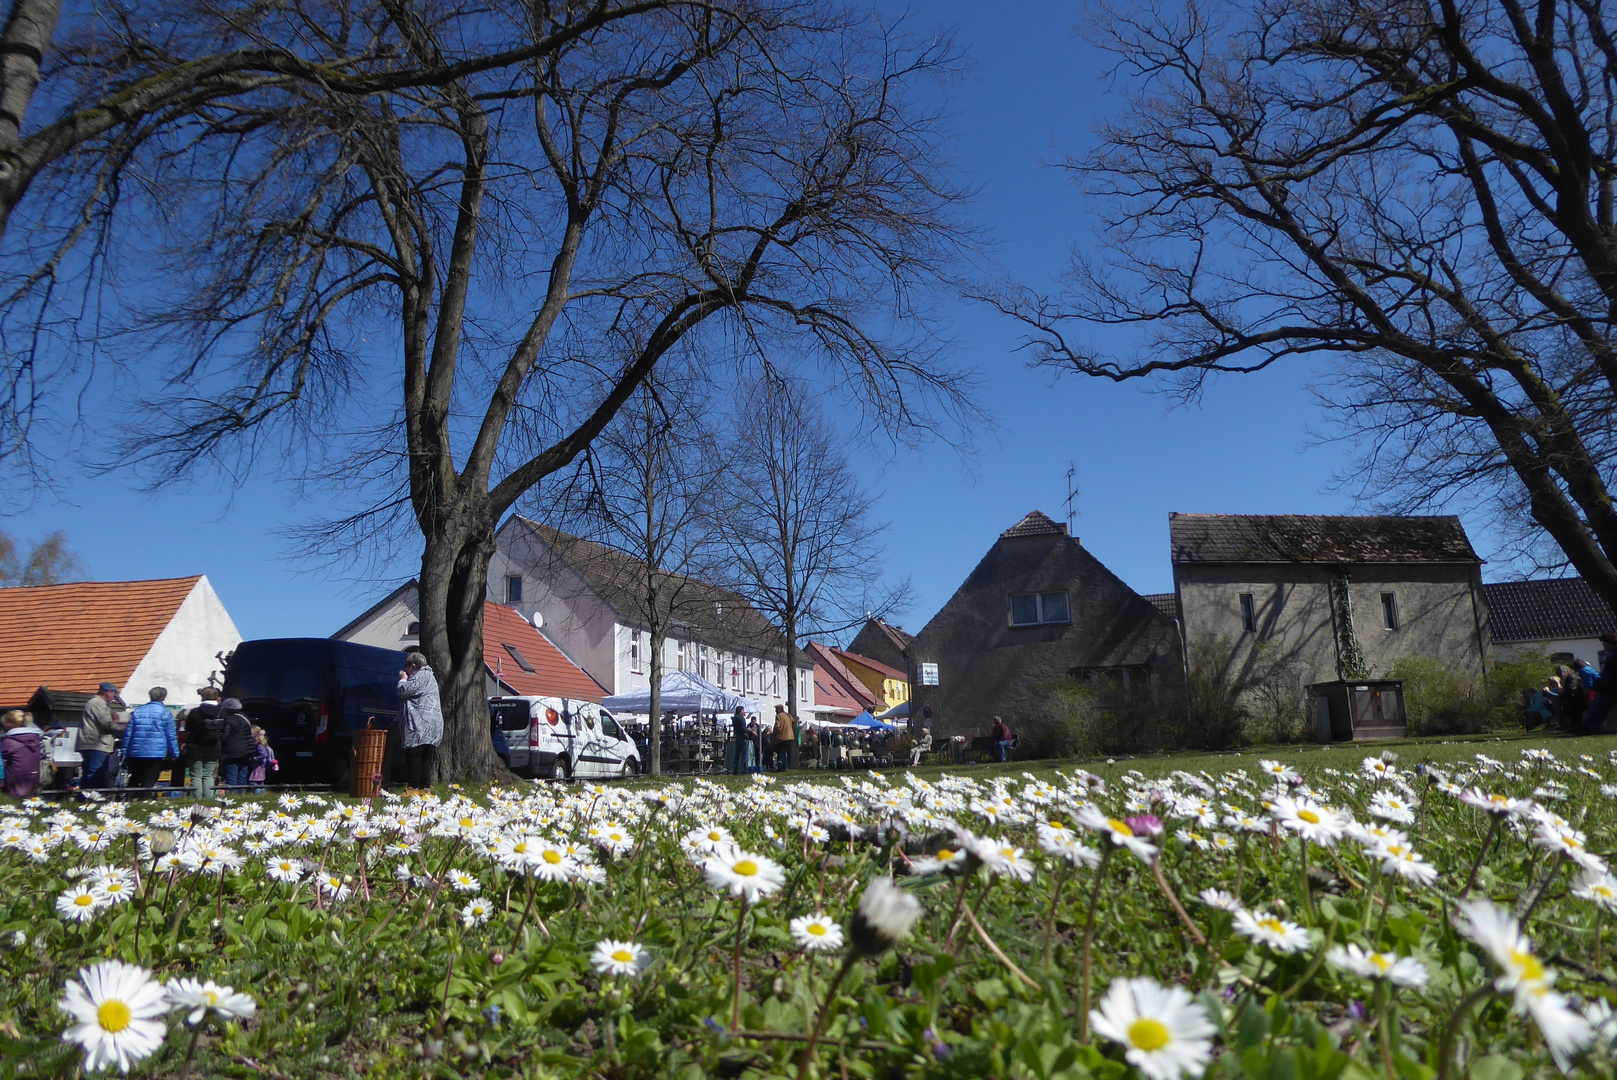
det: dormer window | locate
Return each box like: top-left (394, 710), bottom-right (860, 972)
top-left (405, 621), bottom-right (420, 638)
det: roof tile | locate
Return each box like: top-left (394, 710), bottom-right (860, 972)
top-left (0, 577), bottom-right (201, 706)
top-left (1170, 513), bottom-right (1480, 564)
top-left (483, 602), bottom-right (606, 702)
top-left (1000, 510), bottom-right (1068, 539)
top-left (1482, 579), bottom-right (1617, 644)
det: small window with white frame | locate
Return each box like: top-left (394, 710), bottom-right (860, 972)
top-left (629, 630), bottom-right (643, 674)
top-left (505, 575), bottom-right (523, 604)
top-left (1381, 592), bottom-right (1399, 631)
top-left (1239, 593), bottom-right (1257, 634)
top-left (1009, 591), bottom-right (1071, 626)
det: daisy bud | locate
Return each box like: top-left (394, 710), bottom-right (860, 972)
top-left (490, 952), bottom-right (505, 967)
top-left (849, 876), bottom-right (921, 957)
top-left (1126, 815), bottom-right (1164, 839)
top-left (148, 829), bottom-right (177, 857)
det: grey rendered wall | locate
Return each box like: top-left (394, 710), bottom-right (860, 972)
top-left (1174, 563), bottom-right (1489, 692)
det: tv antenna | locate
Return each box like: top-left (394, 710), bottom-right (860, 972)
top-left (1064, 461), bottom-right (1080, 533)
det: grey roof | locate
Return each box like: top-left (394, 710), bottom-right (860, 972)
top-left (1482, 579), bottom-right (1617, 643)
top-left (1170, 513), bottom-right (1481, 565)
top-left (507, 517), bottom-right (783, 655)
top-left (1000, 510), bottom-right (1068, 539)
top-left (1141, 593), bottom-right (1179, 620)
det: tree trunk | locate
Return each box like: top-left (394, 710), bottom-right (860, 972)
top-left (648, 625), bottom-right (664, 776)
top-left (0, 0), bottom-right (60, 210)
top-left (416, 502), bottom-right (505, 784)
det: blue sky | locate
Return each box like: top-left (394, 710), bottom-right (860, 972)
top-left (3, 2), bottom-right (1516, 641)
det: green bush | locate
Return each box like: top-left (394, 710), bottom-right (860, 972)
top-left (1387, 653), bottom-right (1555, 736)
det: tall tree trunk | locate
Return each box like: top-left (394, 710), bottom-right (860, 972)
top-left (0, 0), bottom-right (60, 231)
top-left (648, 625), bottom-right (664, 776)
top-left (417, 499), bottom-right (505, 784)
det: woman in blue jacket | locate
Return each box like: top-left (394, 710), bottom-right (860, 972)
top-left (123, 688), bottom-right (180, 791)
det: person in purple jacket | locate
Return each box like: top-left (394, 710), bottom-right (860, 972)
top-left (1, 710), bottom-right (44, 798)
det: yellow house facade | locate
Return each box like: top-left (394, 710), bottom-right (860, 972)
top-left (834, 648), bottom-right (909, 713)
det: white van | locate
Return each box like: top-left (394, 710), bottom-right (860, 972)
top-left (490, 696), bottom-right (639, 780)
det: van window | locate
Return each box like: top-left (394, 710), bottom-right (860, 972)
top-left (226, 640), bottom-right (328, 705)
top-left (334, 651), bottom-right (403, 723)
top-left (490, 700), bottom-right (532, 731)
top-left (600, 712), bottom-right (624, 741)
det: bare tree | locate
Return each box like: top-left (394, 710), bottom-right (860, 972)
top-left (989, 0), bottom-right (1617, 607)
top-left (532, 365), bottom-right (731, 775)
top-left (0, 1), bottom-right (685, 476)
top-left (718, 373), bottom-right (909, 729)
top-left (0, 526), bottom-right (84, 584)
top-left (86, 4), bottom-right (965, 780)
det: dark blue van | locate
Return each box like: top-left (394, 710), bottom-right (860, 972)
top-left (222, 638), bottom-right (406, 783)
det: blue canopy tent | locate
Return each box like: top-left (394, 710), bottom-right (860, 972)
top-left (847, 709), bottom-right (897, 731)
top-left (601, 670), bottom-right (760, 716)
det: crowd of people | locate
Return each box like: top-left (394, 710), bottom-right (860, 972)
top-left (1526, 631), bottom-right (1617, 733)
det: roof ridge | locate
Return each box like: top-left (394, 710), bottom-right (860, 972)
top-left (0, 574), bottom-right (203, 594)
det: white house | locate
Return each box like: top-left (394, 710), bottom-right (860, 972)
top-left (488, 516), bottom-right (814, 715)
top-left (0, 575), bottom-right (243, 715)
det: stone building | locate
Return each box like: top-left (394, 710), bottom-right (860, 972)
top-left (1168, 514), bottom-right (1491, 696)
top-left (904, 511), bottom-right (1181, 739)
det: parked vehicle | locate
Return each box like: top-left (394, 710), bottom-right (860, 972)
top-left (223, 638), bottom-right (406, 783)
top-left (489, 696), bottom-right (637, 779)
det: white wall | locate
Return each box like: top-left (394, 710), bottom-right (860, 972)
top-left (337, 590), bottom-right (420, 651)
top-left (1495, 636), bottom-right (1604, 664)
top-left (125, 577), bottom-right (244, 708)
top-left (491, 523), bottom-right (619, 693)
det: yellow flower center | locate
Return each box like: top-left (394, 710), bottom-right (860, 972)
top-left (807, 923), bottom-right (827, 936)
top-left (707, 831), bottom-right (723, 842)
top-left (938, 849), bottom-right (956, 861)
top-left (1369, 954), bottom-right (1391, 971)
top-left (1126, 1017), bottom-right (1171, 1052)
top-left (1108, 819), bottom-right (1134, 837)
top-left (611, 949), bottom-right (634, 964)
top-left (543, 851), bottom-right (561, 864)
top-left (1258, 918), bottom-right (1285, 934)
top-left (98, 1000), bottom-right (132, 1033)
top-left (1509, 949), bottom-right (1544, 982)
top-left (733, 860), bottom-right (758, 877)
top-left (1048, 820), bottom-right (1063, 830)
top-left (1297, 809), bottom-right (1320, 825)
top-left (74, 893), bottom-right (93, 907)
top-left (204, 990), bottom-right (219, 1005)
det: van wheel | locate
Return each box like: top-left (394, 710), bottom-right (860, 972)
top-left (538, 757), bottom-right (570, 782)
top-left (620, 758), bottom-right (637, 778)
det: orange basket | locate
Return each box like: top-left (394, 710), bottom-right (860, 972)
top-left (350, 718), bottom-right (388, 798)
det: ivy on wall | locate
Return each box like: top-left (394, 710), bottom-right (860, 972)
top-left (1331, 570), bottom-right (1370, 679)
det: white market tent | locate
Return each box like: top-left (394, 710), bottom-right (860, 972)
top-left (601, 669), bottom-right (761, 716)
top-left (873, 701), bottom-right (910, 722)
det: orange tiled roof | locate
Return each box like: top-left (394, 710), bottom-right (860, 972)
top-left (483, 602), bottom-right (606, 703)
top-left (0, 576), bottom-right (201, 707)
top-left (832, 647), bottom-right (907, 683)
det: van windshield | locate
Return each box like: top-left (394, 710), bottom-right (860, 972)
top-left (490, 700), bottom-right (531, 731)
top-left (227, 641), bottom-right (329, 705)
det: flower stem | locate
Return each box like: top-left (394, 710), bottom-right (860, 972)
top-left (177, 1022), bottom-right (203, 1080)
top-left (797, 952), bottom-right (858, 1080)
top-left (1150, 854), bottom-right (1206, 946)
top-left (1518, 851), bottom-right (1566, 926)
top-left (1077, 846), bottom-right (1112, 1042)
top-left (1436, 985), bottom-right (1496, 1080)
top-left (1457, 815), bottom-right (1501, 900)
top-left (1042, 863), bottom-right (1070, 971)
top-left (1377, 987), bottom-right (1397, 1080)
top-left (732, 898), bottom-right (747, 1031)
top-left (1298, 837), bottom-right (1315, 921)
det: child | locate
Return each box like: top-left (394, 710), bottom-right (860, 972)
top-left (247, 726), bottom-right (278, 792)
top-left (1, 710), bottom-right (45, 798)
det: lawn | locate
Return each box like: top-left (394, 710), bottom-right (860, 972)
top-left (4, 730), bottom-right (1617, 1078)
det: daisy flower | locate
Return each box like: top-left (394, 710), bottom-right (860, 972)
top-left (1270, 797), bottom-right (1346, 845)
top-left (164, 978), bottom-right (255, 1026)
top-left (703, 847), bottom-right (785, 904)
top-left (849, 876), bottom-right (922, 957)
top-left (975, 840), bottom-right (1036, 882)
top-left (1233, 910), bottom-right (1311, 954)
top-left (266, 857), bottom-right (303, 884)
top-left (1088, 976), bottom-right (1215, 1080)
top-left (590, 939), bottom-right (649, 977)
top-left (1573, 869), bottom-right (1617, 912)
top-left (461, 898), bottom-right (493, 928)
top-left (1374, 842), bottom-right (1438, 886)
top-left (59, 961), bottom-right (170, 1072)
top-left (681, 825), bottom-right (735, 855)
top-left (908, 844), bottom-right (973, 876)
top-left (316, 874), bottom-right (351, 902)
top-left (1257, 760), bottom-right (1299, 786)
top-left (447, 870), bottom-right (481, 893)
top-left (789, 912), bottom-right (845, 952)
top-left (57, 885), bottom-right (106, 923)
top-left (530, 843), bottom-right (575, 882)
top-left (1458, 788), bottom-right (1527, 817)
top-left (1197, 888), bottom-right (1243, 913)
top-left (1325, 945), bottom-right (1428, 989)
top-left (1074, 805), bottom-right (1157, 861)
top-left (1455, 899), bottom-right (1554, 997)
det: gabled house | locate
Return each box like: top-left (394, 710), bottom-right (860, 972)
top-left (905, 511), bottom-right (1181, 738)
top-left (830, 648), bottom-right (909, 713)
top-left (847, 617), bottom-right (912, 675)
top-left (803, 641), bottom-right (877, 721)
top-left (1171, 513), bottom-right (1490, 691)
top-left (334, 581), bottom-right (606, 702)
top-left (0, 576), bottom-right (242, 716)
top-left (489, 517), bottom-right (813, 713)
top-left (1482, 578), bottom-right (1617, 664)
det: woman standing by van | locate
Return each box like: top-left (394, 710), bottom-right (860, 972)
top-left (397, 652), bottom-right (443, 790)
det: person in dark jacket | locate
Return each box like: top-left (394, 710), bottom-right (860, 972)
top-left (185, 698), bottom-right (223, 800)
top-left (218, 699), bottom-right (257, 792)
top-left (123, 688), bottom-right (180, 791)
top-left (1585, 633), bottom-right (1617, 734)
top-left (731, 707), bottom-right (749, 775)
top-left (0, 710), bottom-right (44, 798)
top-left (990, 716), bottom-right (1014, 763)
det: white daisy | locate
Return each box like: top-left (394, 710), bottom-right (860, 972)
top-left (1088, 976), bottom-right (1216, 1080)
top-left (164, 978), bottom-right (256, 1026)
top-left (1197, 888), bottom-right (1243, 913)
top-left (1325, 945), bottom-right (1428, 989)
top-left (703, 847), bottom-right (785, 904)
top-left (461, 898), bottom-right (492, 928)
top-left (57, 885), bottom-right (106, 923)
top-left (590, 939), bottom-right (649, 977)
top-left (789, 912), bottom-right (845, 952)
top-left (848, 876), bottom-right (922, 957)
top-left (1573, 869), bottom-right (1617, 912)
top-left (1074, 805), bottom-right (1157, 861)
top-left (266, 857), bottom-right (303, 884)
top-left (59, 961), bottom-right (170, 1072)
top-left (1233, 910), bottom-right (1311, 954)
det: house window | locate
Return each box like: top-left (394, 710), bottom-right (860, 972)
top-left (503, 643), bottom-right (536, 673)
top-left (744, 658), bottom-right (755, 692)
top-left (1381, 592), bottom-right (1399, 631)
top-left (1239, 593), bottom-right (1257, 633)
top-left (405, 621), bottom-right (420, 638)
top-left (676, 642), bottom-right (688, 671)
top-left (630, 631), bottom-right (643, 674)
top-left (505, 576), bottom-right (523, 604)
top-left (1009, 591), bottom-right (1071, 626)
top-left (768, 661), bottom-right (779, 696)
top-left (699, 647), bottom-right (711, 681)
